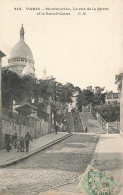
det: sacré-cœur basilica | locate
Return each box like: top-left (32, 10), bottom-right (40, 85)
top-left (7, 24), bottom-right (35, 76)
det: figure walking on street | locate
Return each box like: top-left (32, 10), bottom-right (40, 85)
top-left (14, 133), bottom-right (17, 148)
top-left (6, 135), bottom-right (11, 152)
top-left (55, 123), bottom-right (58, 134)
top-left (85, 127), bottom-right (88, 133)
top-left (20, 137), bottom-right (25, 152)
top-left (25, 132), bottom-right (32, 153)
top-left (17, 139), bottom-right (21, 152)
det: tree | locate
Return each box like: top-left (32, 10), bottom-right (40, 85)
top-left (77, 86), bottom-right (106, 111)
top-left (35, 79), bottom-right (51, 101)
top-left (2, 68), bottom-right (75, 111)
top-left (94, 86), bottom-right (105, 95)
top-left (21, 75), bottom-right (37, 103)
top-left (115, 74), bottom-right (122, 91)
top-left (93, 86), bottom-right (106, 105)
top-left (77, 89), bottom-right (94, 107)
top-left (2, 69), bottom-right (38, 110)
top-left (96, 101), bottom-right (120, 122)
top-left (2, 69), bottom-right (23, 110)
top-left (46, 80), bottom-right (74, 105)
top-left (74, 86), bottom-right (81, 93)
top-left (59, 83), bottom-right (74, 104)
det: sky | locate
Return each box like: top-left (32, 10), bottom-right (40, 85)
top-left (0, 0), bottom-right (123, 92)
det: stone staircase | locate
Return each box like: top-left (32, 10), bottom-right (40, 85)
top-left (67, 111), bottom-right (84, 132)
top-left (72, 111), bottom-right (84, 132)
top-left (79, 112), bottom-right (105, 134)
top-left (67, 112), bottom-right (74, 131)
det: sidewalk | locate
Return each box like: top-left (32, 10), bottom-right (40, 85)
top-left (91, 134), bottom-right (123, 195)
top-left (47, 134), bottom-right (123, 195)
top-left (0, 132), bottom-right (71, 168)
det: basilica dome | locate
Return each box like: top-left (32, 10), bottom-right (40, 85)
top-left (9, 40), bottom-right (33, 60)
top-left (8, 25), bottom-right (35, 76)
top-left (22, 64), bottom-right (34, 76)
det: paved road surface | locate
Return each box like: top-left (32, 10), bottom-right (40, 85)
top-left (0, 134), bottom-right (99, 194)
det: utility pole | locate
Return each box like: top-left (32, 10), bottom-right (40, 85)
top-left (0, 51), bottom-right (6, 150)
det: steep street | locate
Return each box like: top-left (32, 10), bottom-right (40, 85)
top-left (0, 134), bottom-right (99, 194)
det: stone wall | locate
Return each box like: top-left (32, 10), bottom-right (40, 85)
top-left (41, 119), bottom-right (49, 135)
top-left (2, 116), bottom-right (49, 148)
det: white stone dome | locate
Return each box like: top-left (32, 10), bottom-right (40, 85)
top-left (22, 65), bottom-right (34, 76)
top-left (9, 40), bottom-right (33, 61)
top-left (7, 25), bottom-right (35, 76)
top-left (8, 25), bottom-right (35, 67)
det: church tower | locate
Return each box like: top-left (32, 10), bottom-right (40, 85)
top-left (8, 25), bottom-right (35, 76)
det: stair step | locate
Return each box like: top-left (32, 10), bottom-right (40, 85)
top-left (79, 111), bottom-right (105, 133)
top-left (68, 111), bottom-right (84, 132)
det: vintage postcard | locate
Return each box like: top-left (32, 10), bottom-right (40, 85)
top-left (0, 0), bottom-right (123, 194)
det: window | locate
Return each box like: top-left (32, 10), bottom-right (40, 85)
top-left (113, 94), bottom-right (118, 98)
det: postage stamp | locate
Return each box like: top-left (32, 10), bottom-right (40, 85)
top-left (77, 165), bottom-right (117, 195)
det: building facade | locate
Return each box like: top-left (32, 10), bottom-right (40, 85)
top-left (1, 26), bottom-right (57, 149)
top-left (0, 51), bottom-right (6, 149)
top-left (105, 92), bottom-right (121, 104)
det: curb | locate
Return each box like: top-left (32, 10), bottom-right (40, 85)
top-left (90, 135), bottom-right (101, 166)
top-left (0, 133), bottom-right (72, 168)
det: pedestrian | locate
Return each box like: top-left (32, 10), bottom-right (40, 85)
top-left (6, 135), bottom-right (11, 152)
top-left (25, 132), bottom-right (32, 153)
top-left (14, 133), bottom-right (17, 148)
top-left (17, 139), bottom-right (21, 152)
top-left (68, 126), bottom-right (71, 133)
top-left (12, 135), bottom-right (15, 146)
top-left (85, 127), bottom-right (88, 133)
top-left (20, 137), bottom-right (25, 152)
top-left (55, 123), bottom-right (58, 134)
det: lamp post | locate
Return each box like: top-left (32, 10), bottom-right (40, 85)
top-left (0, 51), bottom-right (6, 150)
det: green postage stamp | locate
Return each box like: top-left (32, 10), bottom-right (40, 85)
top-left (77, 165), bottom-right (117, 195)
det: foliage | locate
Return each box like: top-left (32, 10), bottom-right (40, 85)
top-left (96, 102), bottom-right (120, 122)
top-left (2, 69), bottom-right (23, 109)
top-left (77, 87), bottom-right (106, 110)
top-left (2, 69), bottom-right (108, 119)
top-left (93, 86), bottom-right (105, 105)
top-left (77, 89), bottom-right (94, 107)
top-left (21, 75), bottom-right (37, 103)
top-left (115, 74), bottom-right (122, 91)
top-left (2, 69), bottom-right (40, 109)
top-left (93, 93), bottom-right (106, 105)
top-left (37, 79), bottom-right (53, 100)
top-left (58, 83), bottom-right (74, 104)
top-left (2, 69), bottom-right (74, 111)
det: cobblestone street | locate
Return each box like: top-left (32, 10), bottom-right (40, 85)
top-left (0, 134), bottom-right (99, 194)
